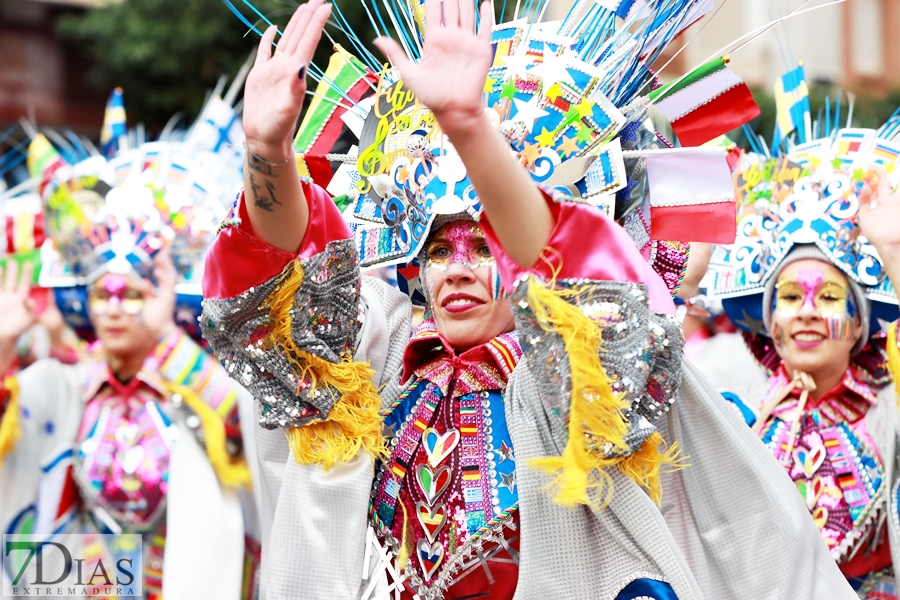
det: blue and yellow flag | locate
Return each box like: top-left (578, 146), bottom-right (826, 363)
top-left (100, 87), bottom-right (127, 158)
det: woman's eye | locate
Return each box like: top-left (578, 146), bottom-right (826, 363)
top-left (779, 293), bottom-right (801, 302)
top-left (430, 247), bottom-right (451, 259)
top-left (478, 245), bottom-right (492, 257)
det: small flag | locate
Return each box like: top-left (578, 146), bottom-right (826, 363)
top-left (650, 57), bottom-right (760, 147)
top-left (183, 97), bottom-right (244, 155)
top-left (774, 65), bottom-right (810, 144)
top-left (872, 140), bottom-right (900, 166)
top-left (27, 134), bottom-right (67, 198)
top-left (100, 88), bottom-right (127, 158)
top-left (294, 46), bottom-right (376, 154)
top-left (645, 147), bottom-right (736, 244)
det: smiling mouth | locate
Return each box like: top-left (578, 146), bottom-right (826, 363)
top-left (793, 332), bottom-right (825, 342)
top-left (441, 294), bottom-right (485, 313)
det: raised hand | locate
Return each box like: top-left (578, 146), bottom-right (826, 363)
top-left (139, 249), bottom-right (177, 341)
top-left (859, 166), bottom-right (900, 287)
top-left (373, 0), bottom-right (494, 135)
top-left (0, 261), bottom-right (35, 345)
top-left (243, 0), bottom-right (333, 160)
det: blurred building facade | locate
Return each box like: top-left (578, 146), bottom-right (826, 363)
top-left (545, 0), bottom-right (900, 93)
top-left (0, 0), bottom-right (107, 133)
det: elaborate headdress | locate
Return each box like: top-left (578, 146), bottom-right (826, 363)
top-left (26, 90), bottom-right (245, 338)
top-left (227, 0), bottom-right (764, 302)
top-left (709, 99), bottom-right (900, 367)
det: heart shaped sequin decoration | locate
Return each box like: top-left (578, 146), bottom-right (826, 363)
top-left (796, 477), bottom-right (825, 510)
top-left (118, 445), bottom-right (145, 475)
top-left (417, 539), bottom-right (444, 580)
top-left (115, 422), bottom-right (142, 447)
top-left (416, 464), bottom-right (452, 505)
top-left (794, 444), bottom-right (826, 479)
top-left (416, 501), bottom-right (447, 543)
top-left (812, 506), bottom-right (829, 530)
top-left (422, 428), bottom-right (460, 467)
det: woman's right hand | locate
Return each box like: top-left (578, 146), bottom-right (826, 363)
top-left (242, 0), bottom-right (333, 161)
top-left (0, 261), bottom-right (35, 373)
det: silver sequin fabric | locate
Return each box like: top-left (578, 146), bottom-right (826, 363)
top-left (512, 278), bottom-right (683, 457)
top-left (200, 238), bottom-right (363, 429)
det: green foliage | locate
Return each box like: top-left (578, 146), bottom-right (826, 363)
top-left (57, 0), bottom-right (376, 130)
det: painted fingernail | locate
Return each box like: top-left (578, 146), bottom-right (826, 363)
top-left (298, 65), bottom-right (306, 79)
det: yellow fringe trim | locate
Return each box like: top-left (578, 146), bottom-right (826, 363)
top-left (523, 278), bottom-right (684, 508)
top-left (262, 260), bottom-right (386, 470)
top-left (164, 381), bottom-right (252, 489)
top-left (0, 376), bottom-right (21, 473)
top-left (887, 322), bottom-right (900, 410)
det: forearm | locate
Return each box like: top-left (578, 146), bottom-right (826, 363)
top-left (440, 111), bottom-right (553, 268)
top-left (244, 139), bottom-right (310, 253)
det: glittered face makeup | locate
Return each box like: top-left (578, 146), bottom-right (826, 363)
top-left (423, 221), bottom-right (502, 301)
top-left (89, 274), bottom-right (145, 316)
top-left (774, 262), bottom-right (859, 345)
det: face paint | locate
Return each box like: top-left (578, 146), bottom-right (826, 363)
top-left (423, 222), bottom-right (495, 272)
top-left (89, 274), bottom-right (145, 316)
top-left (774, 267), bottom-right (850, 318)
top-left (824, 315), bottom-right (855, 341)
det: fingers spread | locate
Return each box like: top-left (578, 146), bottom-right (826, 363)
top-left (443, 0), bottom-right (460, 28)
top-left (255, 25), bottom-right (279, 67)
top-left (425, 0), bottom-right (441, 32)
top-left (460, 0), bottom-right (476, 32)
top-left (16, 262), bottom-right (33, 296)
top-left (477, 1), bottom-right (494, 39)
top-left (2, 260), bottom-right (18, 293)
top-left (293, 2), bottom-right (332, 62)
top-left (286, 0), bottom-right (325, 56)
top-left (876, 165), bottom-right (891, 201)
top-left (279, 3), bottom-right (310, 54)
top-left (373, 37), bottom-right (414, 81)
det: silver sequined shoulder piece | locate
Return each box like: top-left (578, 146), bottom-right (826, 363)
top-left (200, 238), bottom-right (363, 429)
top-left (511, 278), bottom-right (683, 456)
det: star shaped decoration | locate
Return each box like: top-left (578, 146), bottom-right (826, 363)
top-left (511, 96), bottom-right (549, 133)
top-left (575, 124), bottom-right (594, 144)
top-left (498, 470), bottom-right (517, 494)
top-left (878, 318), bottom-right (894, 334)
top-left (535, 127), bottom-right (556, 148)
top-left (519, 142), bottom-right (541, 166)
top-left (562, 106), bottom-right (581, 126)
top-left (396, 165), bottom-right (411, 184)
top-left (558, 135), bottom-right (581, 157)
top-left (500, 49), bottom-right (534, 80)
top-left (545, 82), bottom-right (563, 102)
top-left (831, 157), bottom-right (844, 170)
top-left (808, 156), bottom-right (822, 170)
top-left (526, 44), bottom-right (575, 90)
top-left (483, 76), bottom-right (496, 94)
top-left (886, 162), bottom-right (896, 174)
top-left (851, 166), bottom-right (866, 182)
top-left (499, 79), bottom-right (517, 101)
top-left (497, 440), bottom-right (515, 463)
top-left (574, 99), bottom-right (596, 120)
top-left (736, 309), bottom-right (765, 337)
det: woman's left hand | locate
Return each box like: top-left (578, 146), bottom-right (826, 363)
top-left (859, 166), bottom-right (900, 285)
top-left (140, 249), bottom-right (178, 341)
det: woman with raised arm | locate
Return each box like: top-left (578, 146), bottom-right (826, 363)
top-left (201, 1), bottom-right (855, 598)
top-left (0, 134), bottom-right (259, 599)
top-left (715, 135), bottom-right (900, 598)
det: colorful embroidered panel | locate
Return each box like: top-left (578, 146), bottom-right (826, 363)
top-left (761, 414), bottom-right (884, 560)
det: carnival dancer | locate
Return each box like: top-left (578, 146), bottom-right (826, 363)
top-left (200, 0), bottom-right (861, 598)
top-left (0, 127), bottom-right (260, 599)
top-left (712, 119), bottom-right (900, 597)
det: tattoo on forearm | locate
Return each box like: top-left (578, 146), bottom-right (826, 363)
top-left (248, 173), bottom-right (282, 212)
top-left (247, 152), bottom-right (280, 177)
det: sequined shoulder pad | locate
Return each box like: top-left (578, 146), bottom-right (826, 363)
top-left (201, 238), bottom-right (363, 429)
top-left (512, 278), bottom-right (683, 454)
